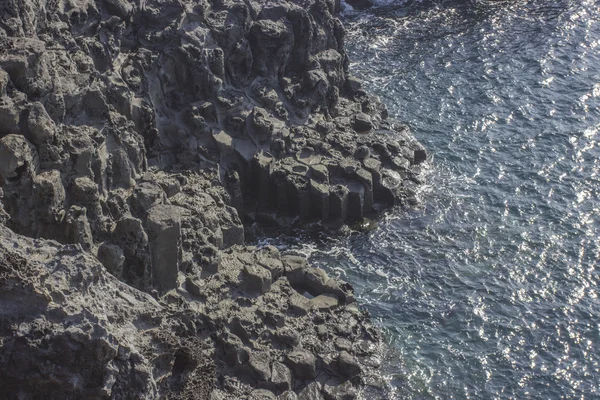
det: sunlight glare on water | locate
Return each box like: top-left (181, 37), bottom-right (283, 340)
top-left (286, 0), bottom-right (600, 398)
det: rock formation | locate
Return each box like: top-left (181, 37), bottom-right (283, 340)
top-left (0, 0), bottom-right (426, 398)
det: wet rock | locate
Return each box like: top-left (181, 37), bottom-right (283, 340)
top-left (355, 168), bottom-right (373, 212)
top-left (413, 142), bottom-right (428, 165)
top-left (346, 181), bottom-right (365, 221)
top-left (351, 217), bottom-right (378, 232)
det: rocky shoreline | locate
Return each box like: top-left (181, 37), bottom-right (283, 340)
top-left (0, 0), bottom-right (426, 398)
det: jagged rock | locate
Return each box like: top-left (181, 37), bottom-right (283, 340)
top-left (353, 113), bottom-right (374, 132)
top-left (337, 351), bottom-right (361, 378)
top-left (0, 0), bottom-right (427, 397)
top-left (253, 150), bottom-right (274, 209)
top-left (256, 246), bottom-right (285, 280)
top-left (65, 205), bottom-right (94, 251)
top-left (322, 379), bottom-right (357, 400)
top-left (298, 382), bottom-right (324, 400)
top-left (311, 294), bottom-right (339, 311)
top-left (310, 179), bottom-right (330, 220)
top-left (71, 176), bottom-right (100, 206)
top-left (97, 242), bottom-right (125, 278)
top-left (250, 389), bottom-right (278, 400)
top-left (278, 392), bottom-right (298, 400)
top-left (288, 292), bottom-right (312, 316)
top-left (249, 107), bottom-right (275, 143)
top-left (248, 351), bottom-right (272, 382)
top-left (285, 351), bottom-right (317, 380)
top-left (0, 134), bottom-right (37, 183)
top-left (145, 205), bottom-right (183, 292)
top-left (0, 226), bottom-right (162, 399)
top-left (413, 142), bottom-right (428, 165)
top-left (271, 362), bottom-right (293, 392)
top-left (26, 101), bottom-right (56, 146)
top-left (243, 264), bottom-right (272, 295)
top-left (0, 188), bottom-right (8, 225)
top-left (130, 182), bottom-right (167, 216)
top-left (32, 170), bottom-right (65, 226)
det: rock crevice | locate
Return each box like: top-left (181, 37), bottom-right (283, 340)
top-left (0, 0), bottom-right (426, 398)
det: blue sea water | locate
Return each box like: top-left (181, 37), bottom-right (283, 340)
top-left (296, 0), bottom-right (600, 398)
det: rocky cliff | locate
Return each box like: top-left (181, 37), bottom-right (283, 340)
top-left (0, 0), bottom-right (426, 398)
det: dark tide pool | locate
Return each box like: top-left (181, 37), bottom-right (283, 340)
top-left (272, 0), bottom-right (600, 398)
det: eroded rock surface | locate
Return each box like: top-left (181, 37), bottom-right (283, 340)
top-left (0, 0), bottom-right (426, 398)
top-left (0, 227), bottom-right (386, 399)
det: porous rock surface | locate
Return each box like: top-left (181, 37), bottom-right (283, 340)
top-left (0, 0), bottom-right (426, 398)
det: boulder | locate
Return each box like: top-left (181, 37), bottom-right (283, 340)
top-left (337, 351), bottom-right (361, 378)
top-left (285, 351), bottom-right (316, 380)
top-left (352, 112), bottom-right (373, 132)
top-left (0, 134), bottom-right (38, 184)
top-left (97, 242), bottom-right (125, 278)
top-left (271, 362), bottom-right (292, 392)
top-left (298, 382), bottom-right (323, 400)
top-left (26, 102), bottom-right (56, 145)
top-left (243, 264), bottom-right (272, 295)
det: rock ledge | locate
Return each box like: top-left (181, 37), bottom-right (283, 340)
top-left (0, 0), bottom-right (426, 398)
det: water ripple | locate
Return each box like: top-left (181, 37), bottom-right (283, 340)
top-left (312, 0), bottom-right (600, 398)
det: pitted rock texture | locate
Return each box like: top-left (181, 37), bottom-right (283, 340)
top-left (0, 0), bottom-right (426, 398)
top-left (0, 0), bottom-right (425, 236)
top-left (0, 226), bottom-right (386, 399)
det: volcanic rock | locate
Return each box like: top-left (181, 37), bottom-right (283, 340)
top-left (0, 0), bottom-right (427, 398)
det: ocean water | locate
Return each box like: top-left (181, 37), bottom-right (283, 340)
top-left (287, 0), bottom-right (600, 398)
